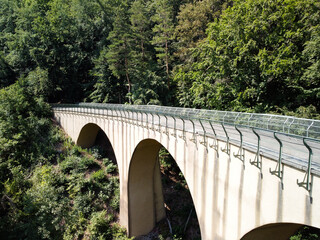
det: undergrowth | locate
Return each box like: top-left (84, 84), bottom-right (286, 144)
top-left (0, 124), bottom-right (132, 240)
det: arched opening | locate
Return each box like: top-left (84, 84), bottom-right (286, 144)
top-left (76, 123), bottom-right (120, 216)
top-left (76, 123), bottom-right (116, 163)
top-left (157, 147), bottom-right (201, 239)
top-left (128, 139), bottom-right (201, 239)
top-left (241, 223), bottom-right (320, 240)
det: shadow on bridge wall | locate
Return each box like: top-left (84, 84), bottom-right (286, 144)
top-left (127, 139), bottom-right (201, 238)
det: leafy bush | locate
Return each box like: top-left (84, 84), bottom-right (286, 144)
top-left (73, 191), bottom-right (96, 218)
top-left (90, 146), bottom-right (107, 159)
top-left (0, 80), bottom-right (52, 168)
top-left (91, 169), bottom-right (106, 182)
top-left (60, 156), bottom-right (98, 174)
top-left (87, 210), bottom-right (112, 239)
top-left (103, 158), bottom-right (117, 174)
top-left (109, 185), bottom-right (120, 212)
top-left (290, 226), bottom-right (320, 240)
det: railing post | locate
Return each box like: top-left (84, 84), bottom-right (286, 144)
top-left (171, 115), bottom-right (177, 137)
top-left (199, 119), bottom-right (207, 148)
top-left (288, 118), bottom-right (295, 134)
top-left (233, 125), bottom-right (245, 167)
top-left (135, 110), bottom-right (139, 126)
top-left (209, 121), bottom-right (218, 151)
top-left (189, 119), bottom-right (197, 143)
top-left (145, 112), bottom-right (149, 129)
top-left (267, 116), bottom-right (272, 130)
top-left (118, 107), bottom-right (124, 122)
top-left (250, 128), bottom-right (262, 172)
top-left (178, 117), bottom-right (186, 141)
top-left (150, 112), bottom-right (155, 131)
top-left (162, 115), bottom-right (169, 135)
top-left (221, 124), bottom-right (230, 156)
top-left (156, 113), bottom-right (161, 132)
top-left (297, 138), bottom-right (313, 196)
top-left (270, 132), bottom-right (284, 188)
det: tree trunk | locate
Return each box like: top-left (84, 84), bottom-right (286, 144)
top-left (165, 39), bottom-right (170, 89)
top-left (125, 56), bottom-right (131, 104)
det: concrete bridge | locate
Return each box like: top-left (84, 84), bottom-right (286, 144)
top-left (52, 103), bottom-right (320, 240)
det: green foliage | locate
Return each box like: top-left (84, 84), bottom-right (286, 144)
top-left (25, 67), bottom-right (52, 100)
top-left (106, 1), bottom-right (132, 103)
top-left (0, 0), bottom-right (111, 102)
top-left (60, 155), bottom-right (98, 174)
top-left (89, 47), bottom-right (126, 103)
top-left (290, 226), bottom-right (320, 240)
top-left (0, 80), bottom-right (52, 169)
top-left (0, 81), bottom-right (124, 239)
top-left (151, 0), bottom-right (175, 80)
top-left (87, 210), bottom-right (133, 240)
top-left (110, 223), bottom-right (134, 240)
top-left (0, 52), bottom-right (15, 88)
top-left (87, 210), bottom-right (112, 239)
top-left (175, 0), bottom-right (231, 61)
top-left (90, 145), bottom-right (106, 159)
top-left (175, 0), bottom-right (320, 117)
top-left (2, 0), bottom-right (319, 117)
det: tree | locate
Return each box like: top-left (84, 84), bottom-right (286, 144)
top-left (89, 47), bottom-right (126, 103)
top-left (125, 0), bottom-right (167, 105)
top-left (0, 79), bottom-right (52, 168)
top-left (0, 53), bottom-right (15, 87)
top-left (175, 0), bottom-right (320, 116)
top-left (175, 0), bottom-right (231, 61)
top-left (151, 0), bottom-right (175, 88)
top-left (106, 1), bottom-right (133, 103)
top-left (0, 0), bottom-right (111, 102)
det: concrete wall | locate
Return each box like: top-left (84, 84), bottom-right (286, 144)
top-left (54, 110), bottom-right (320, 240)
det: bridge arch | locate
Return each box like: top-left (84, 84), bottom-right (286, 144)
top-left (127, 138), bottom-right (201, 238)
top-left (76, 123), bottom-right (117, 163)
top-left (241, 223), bottom-right (304, 240)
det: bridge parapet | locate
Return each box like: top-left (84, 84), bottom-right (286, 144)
top-left (52, 103), bottom-right (320, 180)
top-left (53, 103), bottom-right (320, 137)
top-left (53, 103), bottom-right (320, 199)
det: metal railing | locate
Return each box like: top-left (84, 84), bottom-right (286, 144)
top-left (52, 103), bottom-right (320, 194)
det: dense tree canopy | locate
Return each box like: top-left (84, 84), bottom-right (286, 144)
top-left (0, 80), bottom-right (130, 239)
top-left (0, 0), bottom-right (320, 113)
top-left (175, 0), bottom-right (320, 118)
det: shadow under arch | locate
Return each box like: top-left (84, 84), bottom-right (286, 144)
top-left (127, 138), bottom-right (201, 238)
top-left (241, 223), bottom-right (305, 240)
top-left (76, 123), bottom-right (117, 163)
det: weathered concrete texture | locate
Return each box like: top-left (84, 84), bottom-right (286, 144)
top-left (53, 110), bottom-right (320, 240)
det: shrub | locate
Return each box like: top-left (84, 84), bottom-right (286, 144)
top-left (87, 210), bottom-right (112, 239)
top-left (60, 156), bottom-right (98, 174)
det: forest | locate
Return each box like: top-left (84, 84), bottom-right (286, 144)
top-left (1, 0), bottom-right (320, 239)
top-left (0, 0), bottom-right (319, 117)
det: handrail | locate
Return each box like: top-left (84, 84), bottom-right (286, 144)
top-left (51, 103), bottom-right (320, 140)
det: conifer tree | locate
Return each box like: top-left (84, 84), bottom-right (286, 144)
top-left (151, 0), bottom-right (175, 88)
top-left (106, 1), bottom-right (133, 103)
top-left (129, 0), bottom-right (153, 62)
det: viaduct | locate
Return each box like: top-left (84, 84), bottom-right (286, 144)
top-left (52, 103), bottom-right (320, 240)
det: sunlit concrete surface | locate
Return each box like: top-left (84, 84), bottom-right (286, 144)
top-left (53, 107), bottom-right (320, 240)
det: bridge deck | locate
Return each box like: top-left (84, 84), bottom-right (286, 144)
top-left (52, 103), bottom-right (320, 176)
